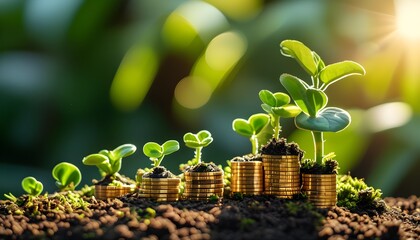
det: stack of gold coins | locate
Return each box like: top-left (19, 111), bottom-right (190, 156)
top-left (183, 171), bottom-right (224, 201)
top-left (230, 161), bottom-right (263, 195)
top-left (139, 177), bottom-right (180, 202)
top-left (302, 174), bottom-right (336, 208)
top-left (95, 185), bottom-right (132, 200)
top-left (262, 155), bottom-right (301, 198)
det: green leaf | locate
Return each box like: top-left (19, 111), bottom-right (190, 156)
top-left (295, 107), bottom-right (351, 132)
top-left (184, 130), bottom-right (213, 148)
top-left (52, 162), bottom-right (82, 191)
top-left (82, 154), bottom-right (109, 166)
top-left (259, 90), bottom-right (276, 107)
top-left (280, 74), bottom-right (311, 116)
top-left (112, 144), bottom-right (137, 159)
top-left (143, 142), bottom-right (162, 158)
top-left (249, 113), bottom-right (269, 135)
top-left (320, 61), bottom-right (365, 87)
top-left (261, 104), bottom-right (273, 114)
top-left (273, 92), bottom-right (290, 107)
top-left (162, 140), bottom-right (180, 155)
top-left (21, 176), bottom-right (43, 196)
top-left (280, 40), bottom-right (318, 76)
top-left (313, 51), bottom-right (325, 72)
top-left (272, 104), bottom-right (301, 118)
top-left (232, 119), bottom-right (253, 137)
top-left (306, 88), bottom-right (328, 116)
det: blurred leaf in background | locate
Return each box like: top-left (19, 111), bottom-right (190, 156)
top-left (0, 0), bottom-right (419, 197)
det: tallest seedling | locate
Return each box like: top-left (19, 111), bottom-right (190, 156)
top-left (279, 40), bottom-right (365, 165)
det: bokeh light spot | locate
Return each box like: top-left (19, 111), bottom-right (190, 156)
top-left (365, 102), bottom-right (412, 133)
top-left (174, 76), bottom-right (212, 109)
top-left (110, 45), bottom-right (159, 112)
top-left (205, 31), bottom-right (248, 71)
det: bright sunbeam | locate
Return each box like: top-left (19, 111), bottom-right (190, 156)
top-left (395, 0), bottom-right (420, 40)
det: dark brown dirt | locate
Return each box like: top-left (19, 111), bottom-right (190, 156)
top-left (230, 154), bottom-right (262, 162)
top-left (185, 163), bottom-right (221, 172)
top-left (261, 138), bottom-right (304, 157)
top-left (0, 194), bottom-right (418, 240)
top-left (142, 166), bottom-right (177, 179)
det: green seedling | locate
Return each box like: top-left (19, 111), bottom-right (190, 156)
top-left (259, 90), bottom-right (301, 140)
top-left (183, 130), bottom-right (213, 165)
top-left (22, 176), bottom-right (43, 197)
top-left (143, 140), bottom-right (180, 167)
top-left (52, 162), bottom-right (82, 191)
top-left (232, 113), bottom-right (270, 155)
top-left (82, 143), bottom-right (137, 177)
top-left (279, 39), bottom-right (365, 165)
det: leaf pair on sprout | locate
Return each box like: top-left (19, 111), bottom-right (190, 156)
top-left (279, 40), bottom-right (365, 165)
top-left (143, 140), bottom-right (180, 167)
top-left (82, 144), bottom-right (137, 177)
top-left (4, 176), bottom-right (44, 201)
top-left (52, 162), bottom-right (82, 191)
top-left (183, 130), bottom-right (213, 165)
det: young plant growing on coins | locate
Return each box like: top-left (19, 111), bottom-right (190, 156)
top-left (139, 140), bottom-right (180, 180)
top-left (279, 39), bottom-right (365, 173)
top-left (232, 113), bottom-right (270, 156)
top-left (183, 130), bottom-right (220, 172)
top-left (82, 143), bottom-right (137, 186)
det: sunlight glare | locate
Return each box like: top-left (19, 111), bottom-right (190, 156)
top-left (395, 0), bottom-right (420, 40)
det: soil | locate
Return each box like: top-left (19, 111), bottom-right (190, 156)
top-left (185, 163), bottom-right (222, 173)
top-left (142, 167), bottom-right (177, 179)
top-left (301, 159), bottom-right (339, 175)
top-left (93, 174), bottom-right (136, 186)
top-left (0, 193), bottom-right (418, 240)
top-left (261, 138), bottom-right (304, 157)
top-left (230, 154), bottom-right (262, 162)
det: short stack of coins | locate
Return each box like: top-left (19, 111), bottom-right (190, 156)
top-left (183, 171), bottom-right (224, 201)
top-left (230, 161), bottom-right (263, 195)
top-left (95, 185), bottom-right (132, 200)
top-left (139, 177), bottom-right (180, 202)
top-left (262, 155), bottom-right (301, 198)
top-left (302, 174), bottom-right (336, 208)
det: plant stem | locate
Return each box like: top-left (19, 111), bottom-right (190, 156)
top-left (250, 135), bottom-right (258, 155)
top-left (311, 131), bottom-right (324, 164)
top-left (273, 115), bottom-right (281, 140)
top-left (195, 147), bottom-right (202, 164)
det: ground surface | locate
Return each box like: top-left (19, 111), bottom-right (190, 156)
top-left (0, 194), bottom-right (418, 239)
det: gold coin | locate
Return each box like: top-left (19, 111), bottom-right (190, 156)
top-left (264, 177), bottom-right (300, 182)
top-left (139, 193), bottom-right (179, 198)
top-left (184, 171), bottom-right (223, 176)
top-left (184, 188), bottom-right (224, 194)
top-left (264, 191), bottom-right (300, 195)
top-left (231, 184), bottom-right (264, 189)
top-left (263, 166), bottom-right (300, 171)
top-left (264, 185), bottom-right (301, 190)
top-left (231, 182), bottom-right (264, 187)
top-left (232, 168), bottom-right (264, 173)
top-left (184, 183), bottom-right (224, 189)
top-left (183, 192), bottom-right (223, 198)
top-left (303, 186), bottom-right (336, 191)
top-left (306, 195), bottom-right (337, 200)
top-left (231, 188), bottom-right (263, 193)
top-left (183, 197), bottom-right (218, 201)
top-left (231, 177), bottom-right (263, 181)
top-left (231, 161), bottom-right (262, 167)
top-left (185, 180), bottom-right (224, 185)
top-left (302, 174), bottom-right (336, 179)
top-left (264, 187), bottom-right (300, 192)
top-left (264, 170), bottom-right (300, 175)
top-left (262, 154), bottom-right (299, 160)
top-left (140, 189), bottom-right (179, 194)
top-left (231, 190), bottom-right (263, 195)
top-left (142, 178), bottom-right (181, 183)
top-left (185, 176), bottom-right (223, 181)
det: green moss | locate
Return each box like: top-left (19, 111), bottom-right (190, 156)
top-left (337, 174), bottom-right (385, 212)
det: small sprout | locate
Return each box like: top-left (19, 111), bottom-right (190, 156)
top-left (183, 130), bottom-right (213, 165)
top-left (52, 162), bottom-right (82, 191)
top-left (279, 39), bottom-right (365, 165)
top-left (259, 90), bottom-right (301, 140)
top-left (208, 194), bottom-right (219, 203)
top-left (21, 176), bottom-right (43, 197)
top-left (143, 140), bottom-right (180, 167)
top-left (4, 193), bottom-right (17, 202)
top-left (82, 143), bottom-right (136, 177)
top-left (232, 113), bottom-right (270, 155)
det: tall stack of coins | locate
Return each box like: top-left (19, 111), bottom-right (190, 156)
top-left (302, 174), bottom-right (336, 208)
top-left (183, 171), bottom-right (224, 201)
top-left (262, 155), bottom-right (301, 198)
top-left (139, 178), bottom-right (180, 202)
top-left (95, 185), bottom-right (132, 200)
top-left (230, 161), bottom-right (263, 195)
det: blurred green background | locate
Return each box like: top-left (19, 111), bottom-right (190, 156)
top-left (1, 0), bottom-right (419, 197)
